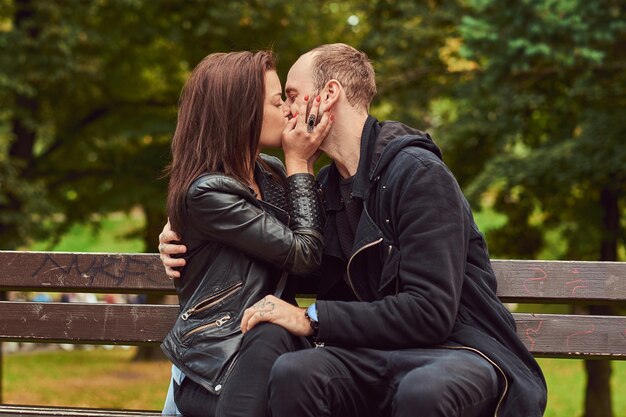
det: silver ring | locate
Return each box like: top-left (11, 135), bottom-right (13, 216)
top-left (307, 114), bottom-right (316, 133)
top-left (159, 243), bottom-right (165, 252)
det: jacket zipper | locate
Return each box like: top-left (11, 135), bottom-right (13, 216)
top-left (389, 244), bottom-right (401, 295)
top-left (440, 345), bottom-right (509, 417)
top-left (181, 282), bottom-right (243, 321)
top-left (383, 243), bottom-right (400, 295)
top-left (346, 237), bottom-right (383, 301)
top-left (182, 313), bottom-right (233, 340)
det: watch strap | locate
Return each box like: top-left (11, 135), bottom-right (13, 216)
top-left (306, 303), bottom-right (318, 322)
top-left (304, 304), bottom-right (320, 340)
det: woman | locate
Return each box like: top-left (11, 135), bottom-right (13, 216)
top-left (162, 51), bottom-right (331, 417)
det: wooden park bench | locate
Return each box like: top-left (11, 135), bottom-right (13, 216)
top-left (0, 250), bottom-right (625, 416)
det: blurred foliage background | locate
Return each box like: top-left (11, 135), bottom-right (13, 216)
top-left (0, 0), bottom-right (624, 416)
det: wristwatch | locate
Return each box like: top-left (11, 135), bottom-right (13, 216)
top-left (304, 303), bottom-right (319, 340)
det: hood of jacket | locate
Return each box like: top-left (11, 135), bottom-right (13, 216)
top-left (355, 116), bottom-right (443, 198)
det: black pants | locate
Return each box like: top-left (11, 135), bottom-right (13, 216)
top-left (268, 346), bottom-right (502, 417)
top-left (174, 323), bottom-right (308, 417)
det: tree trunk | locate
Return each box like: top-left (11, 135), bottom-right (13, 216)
top-left (132, 284), bottom-right (168, 361)
top-left (582, 321), bottom-right (613, 417)
top-left (9, 0), bottom-right (39, 163)
top-left (599, 187), bottom-right (619, 262)
top-left (143, 205), bottom-right (166, 253)
top-left (1, 0), bottom-right (39, 250)
top-left (133, 204), bottom-right (168, 362)
top-left (582, 186), bottom-right (620, 417)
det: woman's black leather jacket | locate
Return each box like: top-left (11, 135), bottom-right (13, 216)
top-left (161, 155), bottom-right (324, 394)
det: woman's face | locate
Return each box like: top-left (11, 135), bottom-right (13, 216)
top-left (259, 70), bottom-right (289, 149)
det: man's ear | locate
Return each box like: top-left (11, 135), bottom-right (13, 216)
top-left (322, 79), bottom-right (341, 111)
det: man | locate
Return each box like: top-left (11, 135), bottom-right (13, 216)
top-left (160, 43), bottom-right (547, 417)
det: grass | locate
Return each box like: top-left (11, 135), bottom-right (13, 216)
top-left (2, 349), bottom-right (625, 415)
top-left (539, 358), bottom-right (626, 417)
top-left (2, 347), bottom-right (171, 410)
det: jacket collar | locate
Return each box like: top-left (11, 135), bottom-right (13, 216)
top-left (352, 115), bottom-right (380, 201)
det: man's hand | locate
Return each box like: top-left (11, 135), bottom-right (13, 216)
top-left (158, 220), bottom-right (187, 279)
top-left (241, 295), bottom-right (313, 337)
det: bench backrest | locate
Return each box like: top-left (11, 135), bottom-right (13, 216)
top-left (0, 251), bottom-right (625, 359)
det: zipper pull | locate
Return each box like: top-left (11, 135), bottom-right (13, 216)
top-left (181, 308), bottom-right (195, 321)
top-left (215, 314), bottom-right (231, 327)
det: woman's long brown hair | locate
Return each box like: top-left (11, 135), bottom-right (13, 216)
top-left (166, 51), bottom-right (276, 234)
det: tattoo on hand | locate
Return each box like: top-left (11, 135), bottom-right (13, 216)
top-left (253, 298), bottom-right (276, 317)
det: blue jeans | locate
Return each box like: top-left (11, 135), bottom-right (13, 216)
top-left (162, 364), bottom-right (184, 416)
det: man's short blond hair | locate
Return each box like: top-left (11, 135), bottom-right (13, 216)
top-left (309, 43), bottom-right (376, 111)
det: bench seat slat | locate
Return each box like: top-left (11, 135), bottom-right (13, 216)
top-left (492, 259), bottom-right (626, 303)
top-left (0, 302), bottom-right (177, 344)
top-left (514, 313), bottom-right (626, 359)
top-left (1, 302), bottom-right (625, 358)
top-left (2, 252), bottom-right (626, 302)
top-left (0, 251), bottom-right (174, 294)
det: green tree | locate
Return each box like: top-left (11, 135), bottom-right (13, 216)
top-left (451, 2), bottom-right (625, 416)
top-left (358, 0), bottom-right (468, 122)
top-left (0, 0), bottom-right (360, 252)
top-left (0, 0), bottom-right (180, 251)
